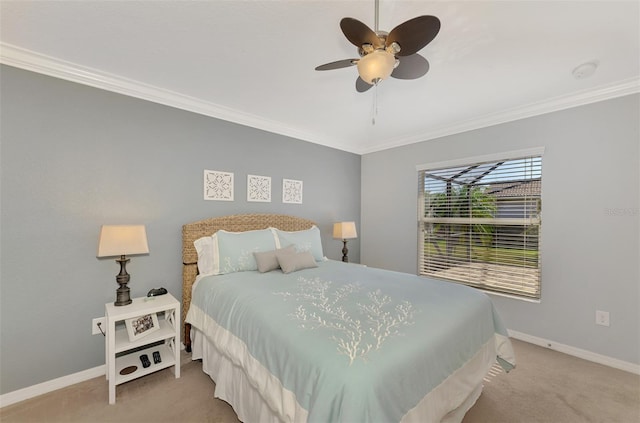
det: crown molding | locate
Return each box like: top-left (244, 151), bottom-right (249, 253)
top-left (0, 43), bottom-right (355, 153)
top-left (2, 43), bottom-right (637, 156)
top-left (359, 76), bottom-right (640, 154)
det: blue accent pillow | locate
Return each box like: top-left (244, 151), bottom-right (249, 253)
top-left (273, 226), bottom-right (324, 262)
top-left (214, 229), bottom-right (278, 275)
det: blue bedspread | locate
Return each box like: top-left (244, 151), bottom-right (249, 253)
top-left (187, 260), bottom-right (515, 422)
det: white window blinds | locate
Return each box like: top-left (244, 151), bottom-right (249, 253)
top-left (418, 153), bottom-right (542, 299)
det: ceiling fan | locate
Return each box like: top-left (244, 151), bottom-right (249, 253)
top-left (315, 0), bottom-right (441, 92)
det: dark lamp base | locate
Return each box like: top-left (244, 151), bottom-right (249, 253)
top-left (115, 285), bottom-right (132, 306)
top-left (342, 240), bottom-right (349, 263)
top-left (114, 255), bottom-right (132, 306)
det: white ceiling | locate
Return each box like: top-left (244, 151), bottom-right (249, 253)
top-left (1, 1), bottom-right (639, 154)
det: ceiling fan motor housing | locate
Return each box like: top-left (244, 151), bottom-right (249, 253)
top-left (358, 32), bottom-right (401, 57)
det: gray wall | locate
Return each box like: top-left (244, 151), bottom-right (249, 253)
top-left (361, 94), bottom-right (639, 366)
top-left (0, 65), bottom-right (361, 394)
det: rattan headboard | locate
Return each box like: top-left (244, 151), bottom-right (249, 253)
top-left (181, 213), bottom-right (316, 346)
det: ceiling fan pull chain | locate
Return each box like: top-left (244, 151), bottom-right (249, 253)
top-left (371, 83), bottom-right (378, 125)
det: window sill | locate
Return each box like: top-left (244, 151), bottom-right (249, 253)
top-left (481, 289), bottom-right (541, 303)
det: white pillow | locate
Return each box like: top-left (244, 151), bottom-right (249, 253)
top-left (194, 234), bottom-right (216, 275)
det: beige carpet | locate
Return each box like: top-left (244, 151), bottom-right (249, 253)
top-left (1, 339), bottom-right (638, 423)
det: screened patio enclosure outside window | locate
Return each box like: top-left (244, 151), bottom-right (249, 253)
top-left (418, 151), bottom-right (542, 299)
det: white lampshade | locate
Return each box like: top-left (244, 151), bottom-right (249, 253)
top-left (357, 50), bottom-right (396, 85)
top-left (97, 225), bottom-right (149, 257)
top-left (333, 222), bottom-right (358, 240)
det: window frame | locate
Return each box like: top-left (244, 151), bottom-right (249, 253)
top-left (416, 147), bottom-right (544, 299)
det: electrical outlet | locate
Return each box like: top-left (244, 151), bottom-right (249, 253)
top-left (595, 310), bottom-right (610, 327)
top-left (92, 317), bottom-right (106, 335)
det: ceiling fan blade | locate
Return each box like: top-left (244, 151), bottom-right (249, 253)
top-left (315, 59), bottom-right (358, 71)
top-left (387, 15), bottom-right (441, 57)
top-left (340, 17), bottom-right (383, 49)
top-left (356, 77), bottom-right (373, 93)
top-left (391, 54), bottom-right (430, 80)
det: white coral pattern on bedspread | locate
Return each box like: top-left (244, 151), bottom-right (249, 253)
top-left (275, 276), bottom-right (416, 364)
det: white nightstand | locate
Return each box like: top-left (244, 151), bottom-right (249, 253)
top-left (105, 293), bottom-right (180, 404)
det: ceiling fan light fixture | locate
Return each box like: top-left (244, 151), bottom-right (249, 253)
top-left (357, 50), bottom-right (396, 85)
top-left (361, 43), bottom-right (375, 54)
top-left (387, 41), bottom-right (401, 55)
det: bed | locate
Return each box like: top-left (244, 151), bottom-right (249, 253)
top-left (182, 213), bottom-right (515, 423)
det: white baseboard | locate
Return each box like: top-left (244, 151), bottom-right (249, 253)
top-left (2, 332), bottom-right (638, 408)
top-left (509, 330), bottom-right (640, 375)
top-left (0, 365), bottom-right (106, 408)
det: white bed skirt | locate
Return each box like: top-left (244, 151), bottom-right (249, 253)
top-left (191, 326), bottom-right (496, 423)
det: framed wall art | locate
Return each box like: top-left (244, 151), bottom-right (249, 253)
top-left (247, 174), bottom-right (271, 202)
top-left (204, 170), bottom-right (234, 201)
top-left (283, 179), bottom-right (303, 204)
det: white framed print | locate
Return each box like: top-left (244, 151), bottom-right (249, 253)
top-left (125, 313), bottom-right (160, 342)
top-left (247, 174), bottom-right (271, 202)
top-left (283, 179), bottom-right (303, 204)
top-left (204, 170), bottom-right (234, 201)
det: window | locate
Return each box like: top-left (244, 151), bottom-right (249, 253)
top-left (417, 149), bottom-right (543, 299)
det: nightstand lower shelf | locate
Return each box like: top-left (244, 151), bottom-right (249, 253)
top-left (105, 294), bottom-right (180, 404)
top-left (115, 342), bottom-right (177, 385)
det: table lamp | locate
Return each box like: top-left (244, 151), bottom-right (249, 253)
top-left (333, 221), bottom-right (357, 263)
top-left (97, 225), bottom-right (149, 306)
